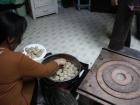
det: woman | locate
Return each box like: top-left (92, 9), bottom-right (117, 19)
top-left (0, 11), bottom-right (66, 105)
top-left (108, 0), bottom-right (135, 50)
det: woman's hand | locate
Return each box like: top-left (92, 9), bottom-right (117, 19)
top-left (54, 58), bottom-right (66, 66)
top-left (46, 58), bottom-right (66, 76)
top-left (111, 0), bottom-right (119, 6)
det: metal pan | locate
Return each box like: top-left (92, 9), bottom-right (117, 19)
top-left (42, 53), bottom-right (82, 83)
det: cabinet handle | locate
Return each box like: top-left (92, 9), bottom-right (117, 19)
top-left (39, 4), bottom-right (49, 8)
top-left (35, 4), bottom-right (49, 9)
top-left (43, 10), bottom-right (48, 12)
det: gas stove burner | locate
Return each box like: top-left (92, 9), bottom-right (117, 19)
top-left (97, 61), bottom-right (140, 99)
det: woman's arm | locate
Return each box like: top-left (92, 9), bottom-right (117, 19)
top-left (18, 53), bottom-right (60, 78)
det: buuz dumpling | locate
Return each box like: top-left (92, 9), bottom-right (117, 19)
top-left (49, 61), bottom-right (78, 81)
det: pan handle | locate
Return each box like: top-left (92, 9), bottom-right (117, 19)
top-left (78, 63), bottom-right (88, 78)
top-left (79, 69), bottom-right (85, 78)
top-left (44, 52), bottom-right (52, 58)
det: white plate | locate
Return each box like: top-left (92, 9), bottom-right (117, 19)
top-left (23, 44), bottom-right (47, 63)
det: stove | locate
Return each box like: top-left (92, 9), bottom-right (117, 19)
top-left (77, 48), bottom-right (140, 105)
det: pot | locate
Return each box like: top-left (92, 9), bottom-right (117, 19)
top-left (40, 53), bottom-right (83, 89)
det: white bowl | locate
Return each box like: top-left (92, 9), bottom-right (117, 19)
top-left (23, 44), bottom-right (47, 63)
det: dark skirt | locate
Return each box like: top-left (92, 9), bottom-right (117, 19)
top-left (108, 0), bottom-right (134, 50)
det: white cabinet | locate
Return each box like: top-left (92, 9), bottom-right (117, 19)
top-left (29, 0), bottom-right (58, 19)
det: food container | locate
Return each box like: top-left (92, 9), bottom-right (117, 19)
top-left (23, 44), bottom-right (47, 63)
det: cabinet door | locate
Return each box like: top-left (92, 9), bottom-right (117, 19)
top-left (34, 0), bottom-right (51, 8)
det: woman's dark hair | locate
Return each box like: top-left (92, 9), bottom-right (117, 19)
top-left (0, 2), bottom-right (25, 12)
top-left (0, 11), bottom-right (27, 44)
